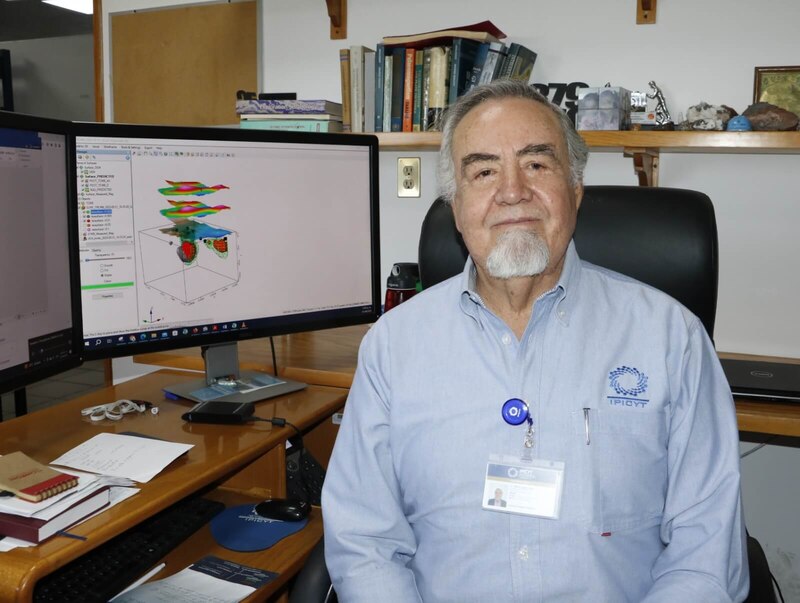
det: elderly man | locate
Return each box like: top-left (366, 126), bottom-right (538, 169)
top-left (322, 79), bottom-right (748, 602)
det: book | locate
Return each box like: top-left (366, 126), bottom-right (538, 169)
top-left (349, 45), bottom-right (369, 132)
top-left (0, 451), bottom-right (78, 502)
top-left (478, 41), bottom-right (507, 85)
top-left (498, 42), bottom-right (538, 83)
top-left (0, 487), bottom-right (110, 543)
top-left (412, 49), bottom-right (424, 132)
top-left (235, 99), bottom-right (342, 116)
top-left (421, 47), bottom-right (433, 131)
top-left (466, 42), bottom-right (490, 92)
top-left (426, 46), bottom-right (448, 131)
top-left (402, 48), bottom-right (415, 132)
top-left (448, 38), bottom-right (483, 105)
top-left (382, 20), bottom-right (506, 49)
top-left (363, 47), bottom-right (377, 133)
top-left (240, 119), bottom-right (343, 132)
top-left (339, 48), bottom-right (351, 132)
top-left (382, 53), bottom-right (393, 132)
top-left (374, 43), bottom-right (386, 132)
top-left (239, 113), bottom-right (341, 121)
top-left (390, 47), bottom-right (406, 132)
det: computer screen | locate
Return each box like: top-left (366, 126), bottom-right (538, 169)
top-left (73, 123), bottom-right (380, 390)
top-left (0, 111), bottom-right (81, 395)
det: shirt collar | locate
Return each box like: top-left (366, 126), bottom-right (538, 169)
top-left (457, 241), bottom-right (583, 326)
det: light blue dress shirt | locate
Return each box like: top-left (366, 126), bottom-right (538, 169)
top-left (323, 242), bottom-right (748, 602)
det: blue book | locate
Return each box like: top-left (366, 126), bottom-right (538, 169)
top-left (374, 44), bottom-right (385, 132)
top-left (390, 47), bottom-right (406, 132)
top-left (466, 43), bottom-right (490, 92)
top-left (448, 38), bottom-right (483, 105)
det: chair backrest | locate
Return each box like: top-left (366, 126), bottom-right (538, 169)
top-left (417, 185), bottom-right (719, 338)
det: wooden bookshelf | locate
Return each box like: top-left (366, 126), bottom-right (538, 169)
top-left (374, 130), bottom-right (800, 186)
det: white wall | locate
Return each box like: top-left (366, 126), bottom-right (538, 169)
top-left (2, 34), bottom-right (94, 121)
top-left (101, 0), bottom-right (800, 596)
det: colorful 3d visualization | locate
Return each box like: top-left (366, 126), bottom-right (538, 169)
top-left (158, 181), bottom-right (230, 196)
top-left (157, 180), bottom-right (232, 264)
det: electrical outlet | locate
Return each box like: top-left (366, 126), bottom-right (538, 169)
top-left (397, 157), bottom-right (421, 198)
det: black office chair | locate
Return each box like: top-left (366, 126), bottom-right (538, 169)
top-left (289, 538), bottom-right (337, 603)
top-left (419, 185), bottom-right (719, 338)
top-left (417, 185), bottom-right (777, 603)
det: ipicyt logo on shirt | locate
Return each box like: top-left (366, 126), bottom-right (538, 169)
top-left (607, 366), bottom-right (649, 408)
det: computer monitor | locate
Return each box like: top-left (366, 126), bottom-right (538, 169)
top-left (73, 123), bottom-right (380, 403)
top-left (0, 110), bottom-right (82, 397)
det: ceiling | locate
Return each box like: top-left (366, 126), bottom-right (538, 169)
top-left (0, 1), bottom-right (93, 42)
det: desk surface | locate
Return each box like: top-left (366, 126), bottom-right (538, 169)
top-left (0, 369), bottom-right (347, 602)
top-left (135, 326), bottom-right (800, 438)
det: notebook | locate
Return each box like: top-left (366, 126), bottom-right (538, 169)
top-left (720, 358), bottom-right (800, 404)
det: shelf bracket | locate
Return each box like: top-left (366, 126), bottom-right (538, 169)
top-left (325, 0), bottom-right (347, 40)
top-left (623, 147), bottom-right (660, 187)
top-left (637, 0), bottom-right (657, 24)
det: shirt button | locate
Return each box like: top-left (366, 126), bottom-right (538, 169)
top-left (501, 334), bottom-right (512, 345)
top-left (558, 310), bottom-right (566, 318)
top-left (518, 545), bottom-right (529, 560)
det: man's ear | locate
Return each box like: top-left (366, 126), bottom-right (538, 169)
top-left (574, 183), bottom-right (584, 211)
top-left (449, 197), bottom-right (464, 234)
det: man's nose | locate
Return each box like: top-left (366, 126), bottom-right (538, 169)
top-left (495, 165), bottom-right (528, 205)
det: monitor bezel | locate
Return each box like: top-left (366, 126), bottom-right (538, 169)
top-left (72, 121), bottom-right (381, 361)
top-left (0, 110), bottom-right (83, 395)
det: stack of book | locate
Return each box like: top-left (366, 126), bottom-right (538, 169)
top-left (236, 99), bottom-right (344, 133)
top-left (0, 452), bottom-right (113, 544)
top-left (339, 21), bottom-right (538, 133)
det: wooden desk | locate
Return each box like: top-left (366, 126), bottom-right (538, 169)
top-left (0, 369), bottom-right (347, 602)
top-left (135, 324), bottom-right (368, 389)
top-left (135, 327), bottom-right (800, 438)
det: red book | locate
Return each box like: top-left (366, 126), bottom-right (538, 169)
top-left (0, 451), bottom-right (78, 502)
top-left (0, 487), bottom-right (110, 543)
top-left (402, 48), bottom-right (415, 132)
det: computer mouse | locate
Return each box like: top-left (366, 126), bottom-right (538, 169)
top-left (254, 497), bottom-right (310, 522)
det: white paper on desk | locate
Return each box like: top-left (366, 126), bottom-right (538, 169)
top-left (50, 433), bottom-right (194, 483)
top-left (112, 566), bottom-right (256, 603)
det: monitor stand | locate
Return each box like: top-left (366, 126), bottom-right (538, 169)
top-left (162, 341), bottom-right (306, 404)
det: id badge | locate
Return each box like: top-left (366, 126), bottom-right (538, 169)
top-left (482, 455), bottom-right (565, 519)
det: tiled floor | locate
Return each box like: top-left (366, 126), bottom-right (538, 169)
top-left (0, 360), bottom-right (107, 420)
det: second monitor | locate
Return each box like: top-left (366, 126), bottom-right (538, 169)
top-left (74, 123), bottom-right (380, 401)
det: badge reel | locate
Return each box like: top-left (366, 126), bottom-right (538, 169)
top-left (482, 398), bottom-right (566, 519)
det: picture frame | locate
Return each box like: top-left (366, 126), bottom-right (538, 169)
top-left (753, 65), bottom-right (800, 116)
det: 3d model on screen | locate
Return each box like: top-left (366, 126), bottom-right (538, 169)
top-left (139, 180), bottom-right (240, 305)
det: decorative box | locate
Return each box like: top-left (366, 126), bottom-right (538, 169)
top-left (576, 87), bottom-right (631, 130)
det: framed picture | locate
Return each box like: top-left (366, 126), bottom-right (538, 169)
top-left (753, 65), bottom-right (800, 116)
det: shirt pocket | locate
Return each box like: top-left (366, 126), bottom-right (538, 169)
top-left (572, 408), bottom-right (667, 534)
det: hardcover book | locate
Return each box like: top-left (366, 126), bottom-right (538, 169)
top-left (478, 42), bottom-right (508, 85)
top-left (0, 451), bottom-right (78, 502)
top-left (349, 45), bottom-right (374, 133)
top-left (448, 38), bottom-right (483, 105)
top-left (0, 487), bottom-right (110, 543)
top-left (412, 49), bottom-right (424, 132)
top-left (374, 43), bottom-right (386, 132)
top-left (390, 47), bottom-right (406, 132)
top-left (382, 53), bottom-right (393, 133)
top-left (402, 48), bottom-right (415, 132)
top-left (382, 20), bottom-right (506, 49)
top-left (339, 48), bottom-right (351, 132)
top-left (498, 42), bottom-right (538, 83)
top-left (426, 46), bottom-right (448, 131)
top-left (235, 99), bottom-right (343, 116)
top-left (240, 120), bottom-right (343, 132)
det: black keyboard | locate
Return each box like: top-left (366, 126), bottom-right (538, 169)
top-left (33, 495), bottom-right (225, 603)
top-left (286, 445), bottom-right (326, 506)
